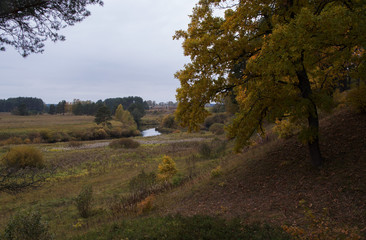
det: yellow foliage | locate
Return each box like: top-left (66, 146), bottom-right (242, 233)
top-left (174, 0), bottom-right (366, 157)
top-left (273, 118), bottom-right (300, 139)
top-left (157, 155), bottom-right (177, 182)
top-left (2, 146), bottom-right (44, 169)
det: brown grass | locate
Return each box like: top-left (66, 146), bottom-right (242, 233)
top-left (155, 108), bottom-right (366, 234)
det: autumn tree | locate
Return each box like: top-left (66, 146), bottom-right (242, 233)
top-left (0, 0), bottom-right (103, 57)
top-left (174, 0), bottom-right (366, 167)
top-left (115, 104), bottom-right (137, 129)
top-left (157, 155), bottom-right (178, 182)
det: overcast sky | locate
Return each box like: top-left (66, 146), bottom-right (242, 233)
top-left (0, 0), bottom-right (197, 104)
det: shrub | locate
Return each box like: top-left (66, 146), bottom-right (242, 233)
top-left (272, 118), bottom-right (300, 139)
top-left (209, 123), bottom-right (225, 135)
top-left (204, 113), bottom-right (228, 129)
top-left (109, 127), bottom-right (123, 138)
top-left (75, 185), bottom-right (93, 218)
top-left (161, 114), bottom-right (177, 129)
top-left (39, 130), bottom-right (52, 142)
top-left (3, 137), bottom-right (24, 145)
top-left (136, 195), bottom-right (155, 215)
top-left (129, 170), bottom-right (157, 193)
top-left (2, 146), bottom-right (44, 169)
top-left (3, 210), bottom-right (53, 240)
top-left (109, 138), bottom-right (140, 149)
top-left (120, 129), bottom-right (141, 138)
top-left (93, 128), bottom-right (108, 140)
top-left (198, 139), bottom-right (227, 159)
top-left (157, 155), bottom-right (178, 182)
top-left (348, 83), bottom-right (366, 113)
top-left (172, 173), bottom-right (185, 187)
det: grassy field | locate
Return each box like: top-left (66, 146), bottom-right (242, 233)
top-left (0, 113), bottom-right (132, 144)
top-left (0, 109), bottom-right (365, 239)
top-left (0, 113), bottom-right (95, 132)
top-left (0, 116), bottom-right (226, 239)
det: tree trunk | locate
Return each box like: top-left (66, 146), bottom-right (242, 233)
top-left (296, 55), bottom-right (323, 167)
top-left (307, 106), bottom-right (323, 167)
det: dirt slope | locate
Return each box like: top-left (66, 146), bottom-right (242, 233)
top-left (162, 108), bottom-right (366, 231)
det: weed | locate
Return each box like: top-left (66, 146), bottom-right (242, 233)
top-left (75, 185), bottom-right (93, 218)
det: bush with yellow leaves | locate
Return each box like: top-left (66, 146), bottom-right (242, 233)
top-left (157, 155), bottom-right (177, 182)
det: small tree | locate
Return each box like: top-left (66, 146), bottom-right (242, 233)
top-left (115, 104), bottom-right (137, 129)
top-left (94, 106), bottom-right (112, 128)
top-left (115, 104), bottom-right (124, 121)
top-left (157, 155), bottom-right (177, 182)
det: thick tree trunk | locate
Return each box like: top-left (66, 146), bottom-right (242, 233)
top-left (296, 55), bottom-right (323, 167)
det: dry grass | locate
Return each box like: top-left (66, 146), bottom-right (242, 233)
top-left (156, 108), bottom-right (366, 236)
top-left (0, 113), bottom-right (123, 137)
top-left (0, 130), bottom-right (220, 239)
top-left (1, 108), bottom-right (364, 239)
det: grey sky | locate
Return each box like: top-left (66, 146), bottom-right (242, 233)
top-left (0, 0), bottom-right (197, 104)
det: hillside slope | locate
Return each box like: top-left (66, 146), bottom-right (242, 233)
top-left (160, 108), bottom-right (366, 232)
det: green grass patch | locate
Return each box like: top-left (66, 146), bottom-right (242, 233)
top-left (72, 215), bottom-right (290, 240)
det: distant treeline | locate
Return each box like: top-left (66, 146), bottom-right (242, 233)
top-left (0, 97), bottom-right (45, 115)
top-left (67, 97), bottom-right (148, 125)
top-left (0, 97), bottom-right (149, 121)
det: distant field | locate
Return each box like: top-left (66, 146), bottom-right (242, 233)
top-left (0, 113), bottom-right (124, 141)
top-left (0, 113), bottom-right (95, 130)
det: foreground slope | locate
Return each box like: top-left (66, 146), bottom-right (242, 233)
top-left (160, 108), bottom-right (366, 231)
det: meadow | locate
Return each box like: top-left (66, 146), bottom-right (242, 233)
top-left (0, 113), bottom-right (231, 239)
top-left (0, 109), bottom-right (365, 239)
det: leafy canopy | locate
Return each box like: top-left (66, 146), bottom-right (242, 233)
top-left (175, 0), bottom-right (366, 153)
top-left (0, 0), bottom-right (103, 57)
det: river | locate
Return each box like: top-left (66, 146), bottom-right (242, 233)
top-left (141, 128), bottom-right (161, 137)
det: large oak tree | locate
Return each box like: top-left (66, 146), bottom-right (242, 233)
top-left (0, 0), bottom-right (103, 56)
top-left (174, 0), bottom-right (366, 167)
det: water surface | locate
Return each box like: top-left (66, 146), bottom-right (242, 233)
top-left (142, 128), bottom-right (161, 137)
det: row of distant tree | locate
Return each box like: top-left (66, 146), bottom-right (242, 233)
top-left (0, 97), bottom-right (44, 115)
top-left (0, 97), bottom-right (151, 124)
